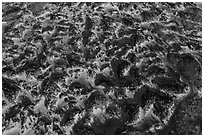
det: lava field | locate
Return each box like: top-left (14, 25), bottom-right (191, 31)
top-left (2, 2), bottom-right (202, 135)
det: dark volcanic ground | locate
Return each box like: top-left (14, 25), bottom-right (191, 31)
top-left (2, 2), bottom-right (202, 135)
